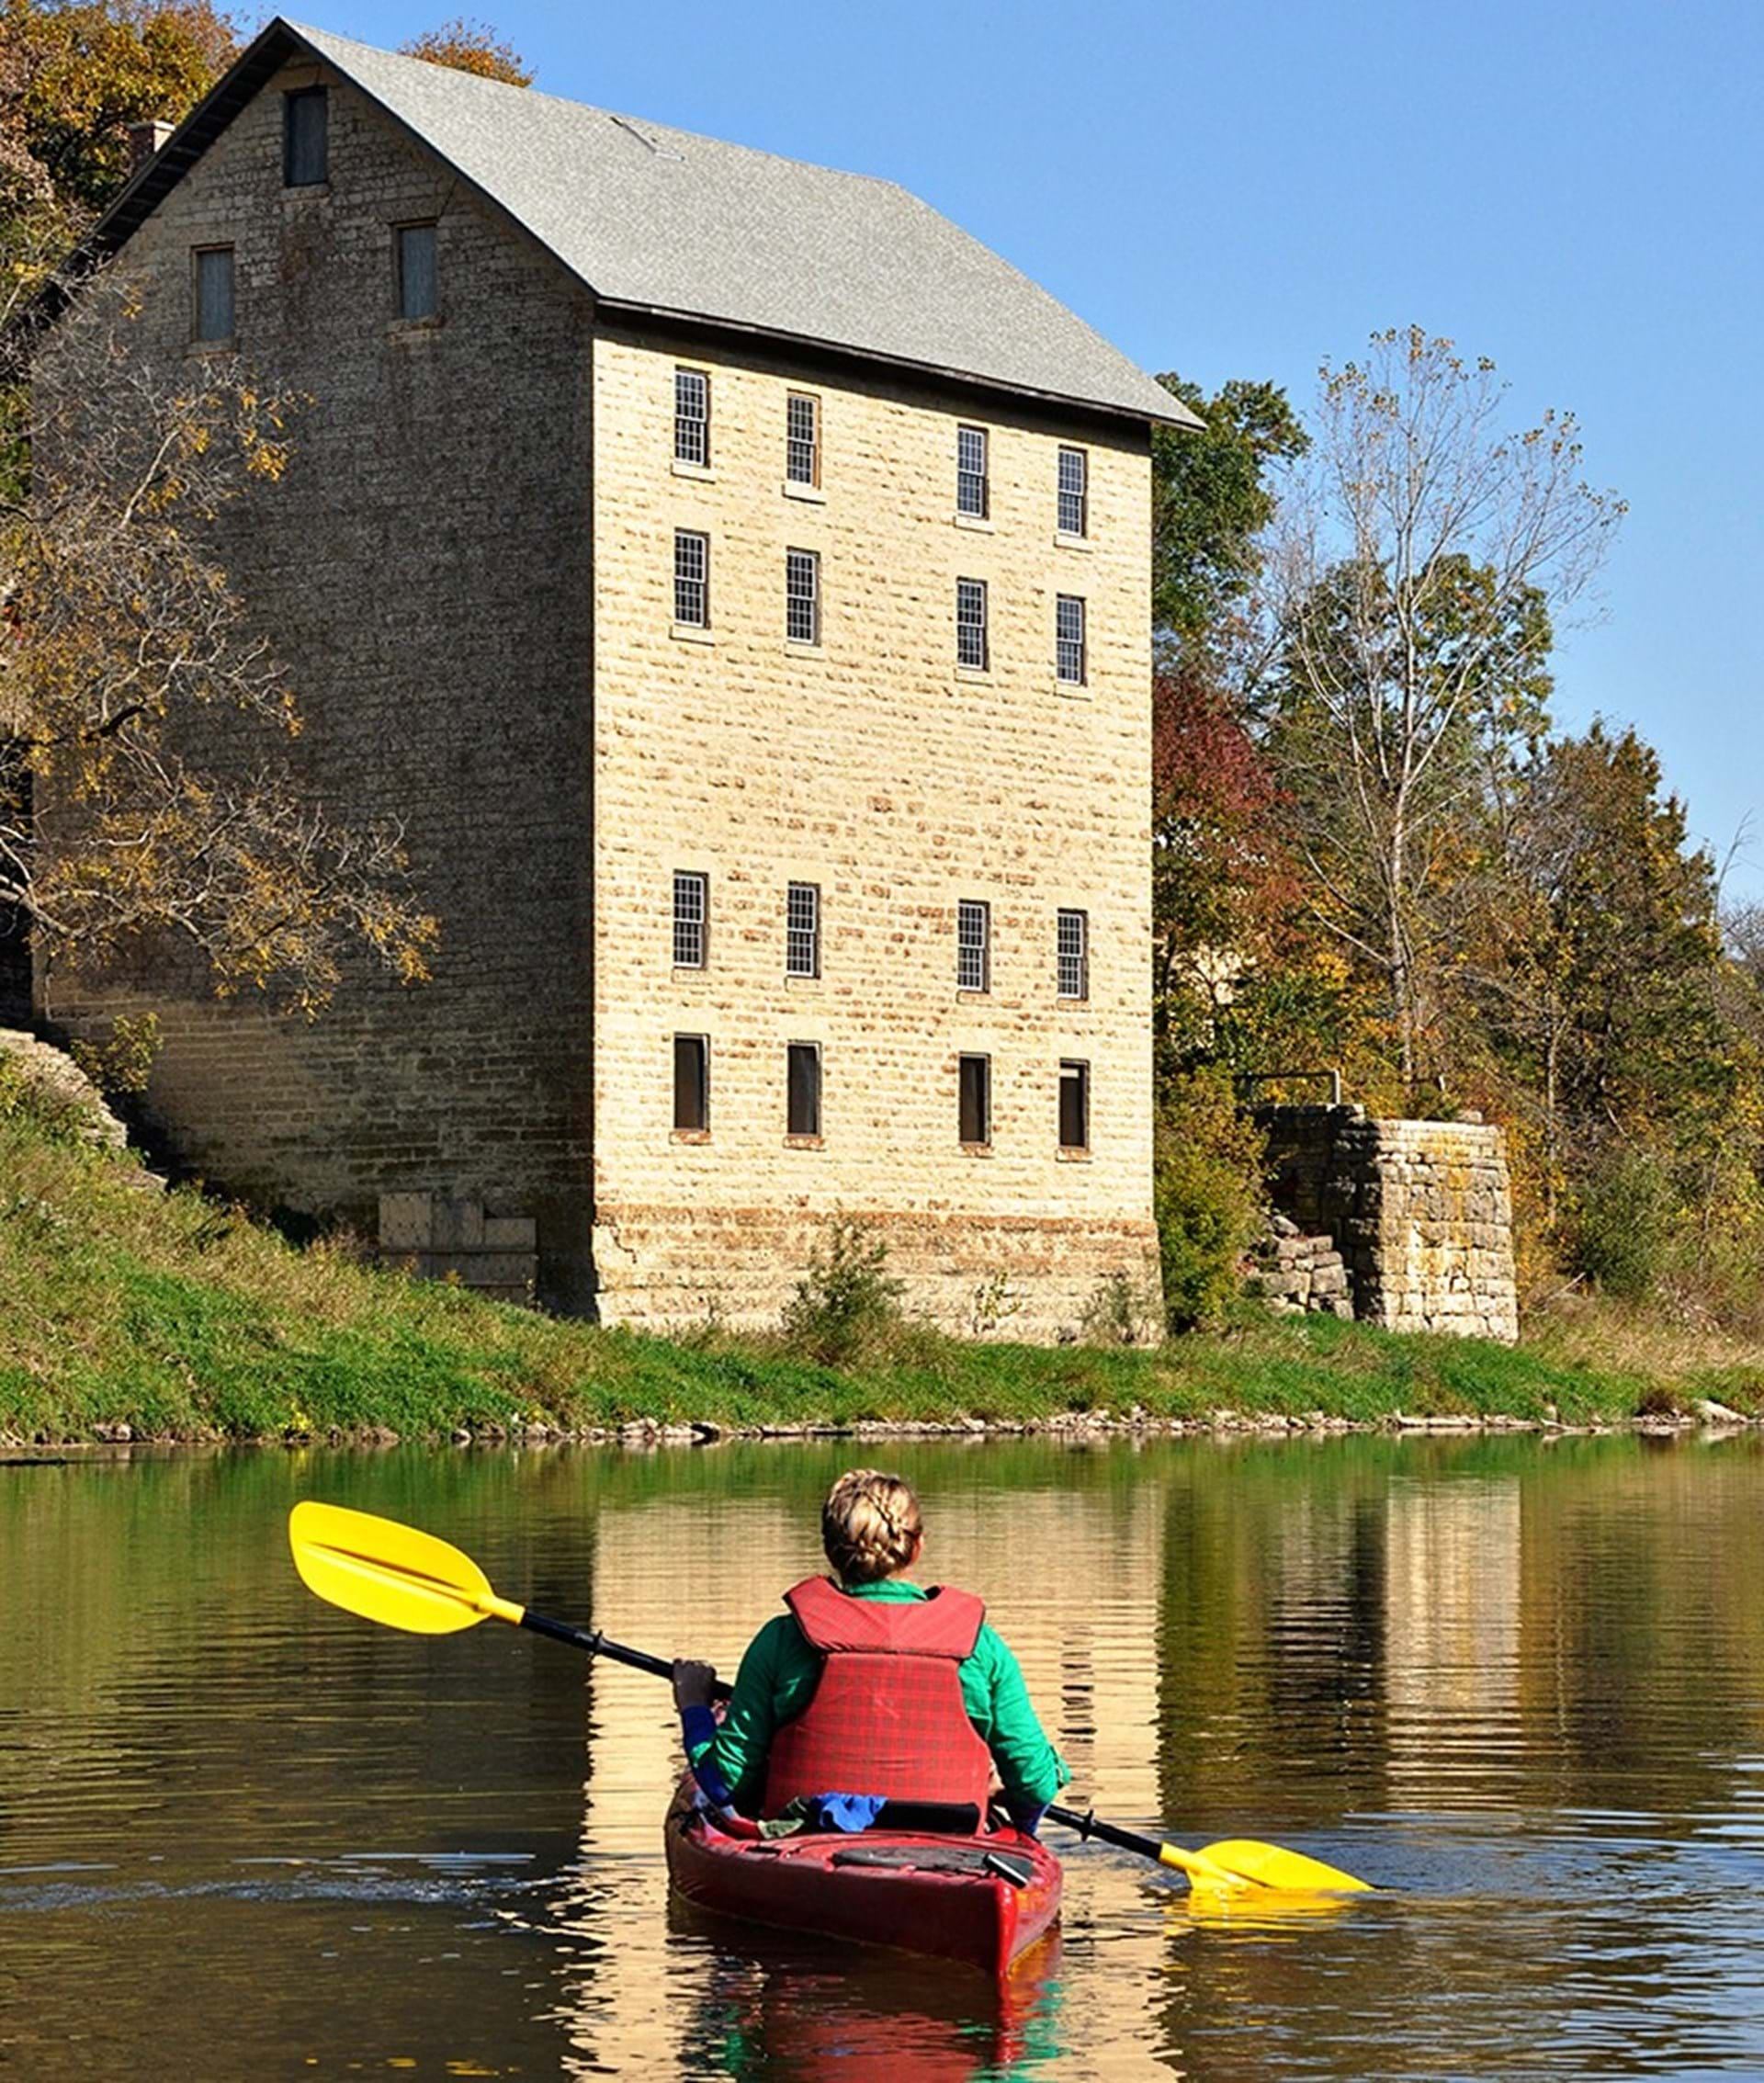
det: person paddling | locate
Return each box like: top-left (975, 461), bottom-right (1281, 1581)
top-left (672, 1468), bottom-right (1068, 1834)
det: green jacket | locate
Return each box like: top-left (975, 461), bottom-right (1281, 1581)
top-left (689, 1578), bottom-right (1068, 1818)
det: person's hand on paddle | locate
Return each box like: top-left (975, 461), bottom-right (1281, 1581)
top-left (673, 1658), bottom-right (718, 1710)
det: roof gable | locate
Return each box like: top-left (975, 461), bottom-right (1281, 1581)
top-left (82, 17), bottom-right (1198, 429)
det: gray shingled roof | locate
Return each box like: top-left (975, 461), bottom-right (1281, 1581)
top-left (265, 21), bottom-right (1193, 428)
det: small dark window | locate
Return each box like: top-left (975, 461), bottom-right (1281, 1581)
top-left (786, 1042), bottom-right (822, 1138)
top-left (674, 530), bottom-right (709, 627)
top-left (673, 1034), bottom-right (708, 1132)
top-left (673, 870), bottom-right (707, 968)
top-left (786, 549), bottom-right (820, 645)
top-left (396, 222), bottom-right (438, 321)
top-left (1058, 1059), bottom-right (1090, 1151)
top-left (283, 87), bottom-right (328, 187)
top-left (956, 578), bottom-right (988, 672)
top-left (786, 881), bottom-right (820, 978)
top-left (675, 368), bottom-right (709, 466)
top-left (956, 425), bottom-right (989, 518)
top-left (959, 1054), bottom-right (991, 1146)
top-left (194, 246), bottom-right (233, 343)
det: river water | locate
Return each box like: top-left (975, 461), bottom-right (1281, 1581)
top-left (4, 1435), bottom-right (1763, 2078)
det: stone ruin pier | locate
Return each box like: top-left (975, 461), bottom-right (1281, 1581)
top-left (1257, 1104), bottom-right (1520, 1344)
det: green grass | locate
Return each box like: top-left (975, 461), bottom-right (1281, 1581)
top-left (0, 1101), bottom-right (1747, 1443)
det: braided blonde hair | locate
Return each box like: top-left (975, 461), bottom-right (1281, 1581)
top-left (821, 1468), bottom-right (923, 1585)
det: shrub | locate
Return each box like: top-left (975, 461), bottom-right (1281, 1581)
top-left (1568, 1148), bottom-right (1677, 1303)
top-left (1079, 1269), bottom-right (1158, 1345)
top-left (1154, 1071), bottom-right (1265, 1330)
top-left (781, 1217), bottom-right (906, 1366)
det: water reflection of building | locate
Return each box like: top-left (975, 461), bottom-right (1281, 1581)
top-left (1384, 1477), bottom-right (1522, 1803)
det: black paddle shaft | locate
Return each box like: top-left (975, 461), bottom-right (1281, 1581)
top-left (518, 1608), bottom-right (734, 1702)
top-left (1044, 1802), bottom-right (1164, 1862)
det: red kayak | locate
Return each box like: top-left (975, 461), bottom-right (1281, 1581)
top-left (664, 1777), bottom-right (1063, 1978)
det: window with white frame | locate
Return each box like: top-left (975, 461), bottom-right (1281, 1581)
top-left (674, 368), bottom-right (709, 466)
top-left (956, 578), bottom-right (988, 672)
top-left (1057, 594), bottom-right (1087, 685)
top-left (674, 530), bottom-right (709, 627)
top-left (786, 549), bottom-right (820, 644)
top-left (956, 425), bottom-right (989, 517)
top-left (956, 900), bottom-right (989, 992)
top-left (1057, 446), bottom-right (1088, 537)
top-left (786, 392), bottom-right (820, 485)
top-left (1057, 908), bottom-right (1089, 1000)
top-left (673, 870), bottom-right (707, 968)
top-left (786, 881), bottom-right (820, 978)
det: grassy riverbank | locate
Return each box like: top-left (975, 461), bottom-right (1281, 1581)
top-left (3, 1097), bottom-right (1760, 1444)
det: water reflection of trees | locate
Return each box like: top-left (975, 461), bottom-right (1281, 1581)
top-left (15, 1432), bottom-right (1764, 2077)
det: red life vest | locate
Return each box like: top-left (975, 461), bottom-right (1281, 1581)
top-left (761, 1577), bottom-right (994, 1816)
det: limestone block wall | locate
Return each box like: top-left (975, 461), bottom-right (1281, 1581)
top-left (40, 63), bottom-right (599, 1308)
top-left (1245, 1213), bottom-right (1353, 1319)
top-left (589, 326), bottom-right (1161, 1340)
top-left (1261, 1106), bottom-right (1519, 1343)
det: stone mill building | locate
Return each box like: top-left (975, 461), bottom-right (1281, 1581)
top-left (39, 17), bottom-right (1194, 1331)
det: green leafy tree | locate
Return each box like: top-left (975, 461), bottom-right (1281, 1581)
top-left (1470, 723), bottom-right (1737, 1253)
top-left (1152, 372), bottom-right (1306, 662)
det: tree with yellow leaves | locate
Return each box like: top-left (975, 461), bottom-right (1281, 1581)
top-left (3, 277), bottom-right (437, 1017)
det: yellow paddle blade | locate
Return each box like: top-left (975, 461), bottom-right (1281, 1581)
top-left (1157, 1841), bottom-right (1252, 1890)
top-left (288, 1500), bottom-right (525, 1636)
top-left (1196, 1838), bottom-right (1372, 1893)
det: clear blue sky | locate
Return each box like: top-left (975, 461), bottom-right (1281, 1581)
top-left (300, 0), bottom-right (1764, 896)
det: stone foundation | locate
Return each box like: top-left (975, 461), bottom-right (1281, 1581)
top-left (1246, 1212), bottom-right (1354, 1319)
top-left (1260, 1105), bottom-right (1519, 1343)
top-left (377, 1194), bottom-right (538, 1308)
top-left (591, 1202), bottom-right (1164, 1343)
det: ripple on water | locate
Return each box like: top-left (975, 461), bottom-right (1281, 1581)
top-left (6, 1436), bottom-right (1764, 2077)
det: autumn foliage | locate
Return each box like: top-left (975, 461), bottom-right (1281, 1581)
top-left (399, 17), bottom-right (533, 87)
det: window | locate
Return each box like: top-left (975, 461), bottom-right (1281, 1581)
top-left (283, 87), bottom-right (328, 187)
top-left (396, 222), bottom-right (437, 321)
top-left (673, 870), bottom-right (707, 968)
top-left (1057, 909), bottom-right (1089, 1001)
top-left (956, 578), bottom-right (989, 672)
top-left (673, 1035), bottom-right (708, 1132)
top-left (786, 1041), bottom-right (822, 1138)
top-left (956, 425), bottom-right (989, 517)
top-left (786, 549), bottom-right (820, 645)
top-left (193, 246), bottom-right (233, 343)
top-left (1058, 1059), bottom-right (1090, 1151)
top-left (1057, 446), bottom-right (1088, 537)
top-left (786, 881), bottom-right (820, 978)
top-left (786, 392), bottom-right (820, 485)
top-left (956, 899), bottom-right (989, 992)
top-left (959, 1054), bottom-right (991, 1146)
top-left (674, 530), bottom-right (709, 627)
top-left (1057, 594), bottom-right (1087, 685)
top-left (674, 368), bottom-right (709, 466)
